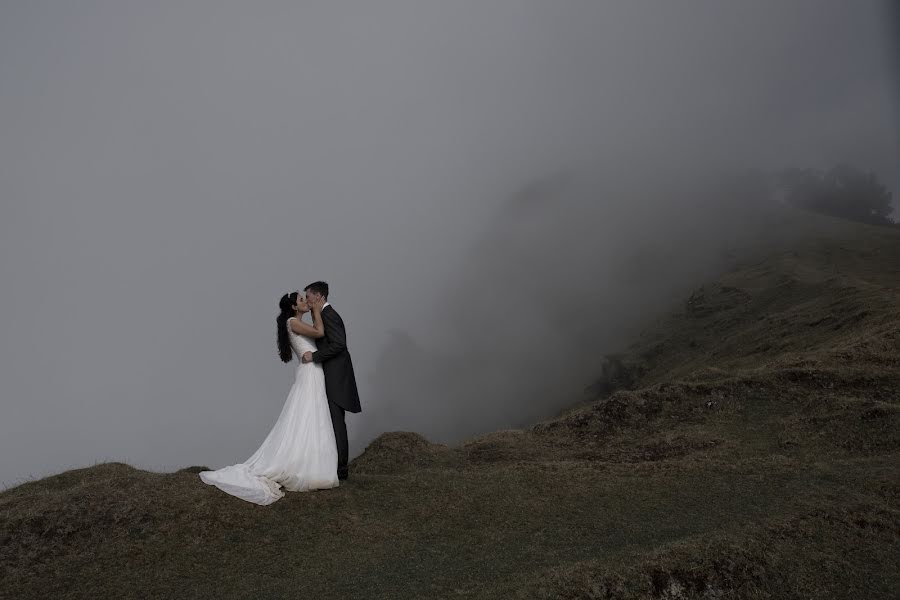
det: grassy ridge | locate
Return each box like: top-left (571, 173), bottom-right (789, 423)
top-left (2, 212), bottom-right (898, 599)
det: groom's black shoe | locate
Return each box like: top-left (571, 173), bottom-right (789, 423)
top-left (338, 471), bottom-right (349, 481)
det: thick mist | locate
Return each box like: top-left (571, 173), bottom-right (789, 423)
top-left (1, 1), bottom-right (896, 488)
top-left (363, 167), bottom-right (792, 444)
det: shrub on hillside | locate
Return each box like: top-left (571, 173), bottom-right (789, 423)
top-left (777, 164), bottom-right (896, 226)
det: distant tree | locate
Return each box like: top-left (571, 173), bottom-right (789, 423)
top-left (777, 164), bottom-right (895, 226)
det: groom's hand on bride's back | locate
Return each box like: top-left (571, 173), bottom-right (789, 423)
top-left (301, 351), bottom-right (313, 363)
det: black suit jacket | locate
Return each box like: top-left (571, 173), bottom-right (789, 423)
top-left (311, 305), bottom-right (361, 413)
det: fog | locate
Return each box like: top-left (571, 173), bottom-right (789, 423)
top-left (1, 1), bottom-right (897, 488)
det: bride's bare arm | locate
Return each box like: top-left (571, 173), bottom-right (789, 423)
top-left (289, 307), bottom-right (325, 338)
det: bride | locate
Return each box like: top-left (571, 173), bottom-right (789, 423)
top-left (199, 291), bottom-right (340, 504)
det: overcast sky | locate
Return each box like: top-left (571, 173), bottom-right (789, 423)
top-left (1, 1), bottom-right (897, 489)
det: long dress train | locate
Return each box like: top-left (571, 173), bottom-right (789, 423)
top-left (199, 317), bottom-right (339, 504)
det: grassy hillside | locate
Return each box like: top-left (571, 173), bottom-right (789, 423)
top-left (2, 212), bottom-right (898, 599)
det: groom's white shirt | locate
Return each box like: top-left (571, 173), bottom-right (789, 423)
top-left (304, 302), bottom-right (330, 360)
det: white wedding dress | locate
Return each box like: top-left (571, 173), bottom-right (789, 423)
top-left (199, 317), bottom-right (339, 504)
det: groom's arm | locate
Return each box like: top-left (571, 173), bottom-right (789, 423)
top-left (311, 310), bottom-right (347, 363)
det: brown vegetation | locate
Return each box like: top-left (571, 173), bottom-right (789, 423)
top-left (2, 212), bottom-right (898, 599)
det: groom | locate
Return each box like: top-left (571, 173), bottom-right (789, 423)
top-left (301, 281), bottom-right (361, 481)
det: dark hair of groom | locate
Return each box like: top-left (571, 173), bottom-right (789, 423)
top-left (304, 281), bottom-right (329, 299)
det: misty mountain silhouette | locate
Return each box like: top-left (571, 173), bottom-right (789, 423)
top-left (2, 212), bottom-right (898, 599)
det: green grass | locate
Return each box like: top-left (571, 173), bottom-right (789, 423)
top-left (2, 211), bottom-right (899, 599)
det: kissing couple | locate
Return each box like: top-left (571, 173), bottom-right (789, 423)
top-left (199, 281), bottom-right (361, 505)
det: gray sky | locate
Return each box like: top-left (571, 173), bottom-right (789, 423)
top-left (1, 1), bottom-right (896, 488)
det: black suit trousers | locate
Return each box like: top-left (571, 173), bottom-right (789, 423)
top-left (329, 400), bottom-right (349, 477)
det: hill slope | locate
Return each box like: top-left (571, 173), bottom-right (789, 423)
top-left (2, 213), bottom-right (899, 599)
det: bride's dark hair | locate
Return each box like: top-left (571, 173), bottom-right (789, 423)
top-left (276, 291), bottom-right (300, 363)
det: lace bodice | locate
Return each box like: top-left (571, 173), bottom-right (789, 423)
top-left (287, 317), bottom-right (318, 357)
